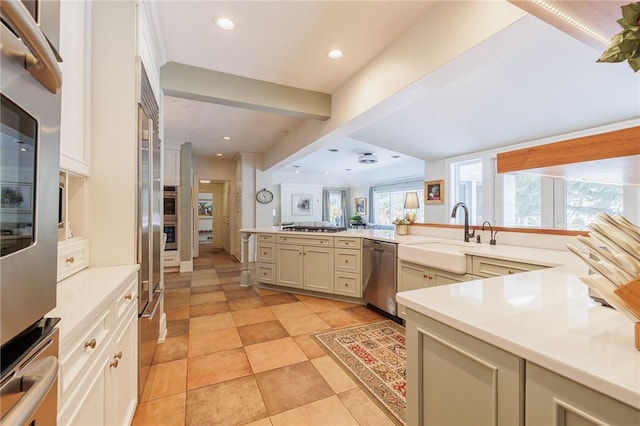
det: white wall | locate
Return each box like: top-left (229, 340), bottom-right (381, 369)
top-left (280, 183), bottom-right (324, 223)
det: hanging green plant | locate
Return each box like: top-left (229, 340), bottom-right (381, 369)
top-left (597, 2), bottom-right (640, 72)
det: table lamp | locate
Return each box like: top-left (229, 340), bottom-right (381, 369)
top-left (404, 192), bottom-right (420, 223)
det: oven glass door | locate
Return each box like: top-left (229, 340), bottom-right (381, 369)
top-left (164, 223), bottom-right (177, 250)
top-left (0, 95), bottom-right (37, 257)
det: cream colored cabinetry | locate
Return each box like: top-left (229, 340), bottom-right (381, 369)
top-left (58, 171), bottom-right (89, 282)
top-left (471, 256), bottom-right (545, 278)
top-left (334, 237), bottom-right (362, 297)
top-left (256, 234), bottom-right (276, 285)
top-left (405, 308), bottom-right (524, 426)
top-left (276, 239), bottom-right (334, 293)
top-left (526, 362), bottom-right (640, 425)
top-left (163, 251), bottom-right (179, 269)
top-left (398, 260), bottom-right (471, 317)
top-left (53, 266), bottom-right (139, 426)
top-left (164, 149), bottom-right (180, 186)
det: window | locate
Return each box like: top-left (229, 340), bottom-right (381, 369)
top-left (451, 159), bottom-right (483, 225)
top-left (503, 174), bottom-right (542, 227)
top-left (327, 190), bottom-right (344, 226)
top-left (565, 179), bottom-right (623, 230)
top-left (371, 181), bottom-right (424, 226)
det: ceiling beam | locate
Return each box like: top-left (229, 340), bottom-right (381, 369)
top-left (160, 62), bottom-right (331, 120)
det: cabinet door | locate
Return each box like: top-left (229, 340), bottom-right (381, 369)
top-left (405, 309), bottom-right (524, 426)
top-left (304, 246), bottom-right (334, 293)
top-left (107, 309), bottom-right (139, 426)
top-left (164, 149), bottom-right (180, 186)
top-left (63, 355), bottom-right (109, 426)
top-left (526, 362), bottom-right (640, 426)
top-left (430, 269), bottom-right (471, 287)
top-left (398, 262), bottom-right (429, 318)
top-left (276, 245), bottom-right (304, 288)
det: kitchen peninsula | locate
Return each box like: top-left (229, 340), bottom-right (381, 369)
top-left (398, 268), bottom-right (640, 425)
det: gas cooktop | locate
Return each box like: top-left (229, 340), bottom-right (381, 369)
top-left (282, 226), bottom-right (346, 233)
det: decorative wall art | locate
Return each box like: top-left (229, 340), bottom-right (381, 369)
top-left (198, 200), bottom-right (212, 217)
top-left (355, 197), bottom-right (366, 215)
top-left (1, 184), bottom-right (32, 212)
top-left (425, 180), bottom-right (444, 205)
top-left (291, 194), bottom-right (312, 215)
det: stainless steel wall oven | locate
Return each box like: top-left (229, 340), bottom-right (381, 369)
top-left (1, 0), bottom-right (63, 423)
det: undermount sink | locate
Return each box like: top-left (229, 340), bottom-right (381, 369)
top-left (398, 241), bottom-right (478, 274)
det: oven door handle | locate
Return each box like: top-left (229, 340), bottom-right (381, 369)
top-left (0, 0), bottom-right (63, 93)
top-left (1, 356), bottom-right (58, 425)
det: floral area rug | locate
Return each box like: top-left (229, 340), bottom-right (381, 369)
top-left (314, 320), bottom-right (406, 425)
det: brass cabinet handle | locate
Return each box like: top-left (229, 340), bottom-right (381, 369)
top-left (66, 256), bottom-right (75, 264)
top-left (345, 260), bottom-right (349, 263)
top-left (114, 351), bottom-right (123, 359)
top-left (84, 338), bottom-right (96, 349)
top-left (345, 283), bottom-right (349, 287)
top-left (109, 358), bottom-right (119, 369)
top-left (125, 293), bottom-right (133, 301)
top-left (508, 269), bottom-right (514, 275)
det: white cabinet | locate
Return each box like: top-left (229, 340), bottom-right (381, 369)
top-left (163, 149), bottom-right (180, 186)
top-left (59, 0), bottom-right (91, 176)
top-left (58, 170), bottom-right (89, 282)
top-left (52, 266), bottom-right (139, 426)
top-left (334, 237), bottom-right (362, 297)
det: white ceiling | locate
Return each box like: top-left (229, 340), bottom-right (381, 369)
top-left (155, 1), bottom-right (639, 186)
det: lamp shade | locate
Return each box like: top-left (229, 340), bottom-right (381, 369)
top-left (404, 192), bottom-right (420, 209)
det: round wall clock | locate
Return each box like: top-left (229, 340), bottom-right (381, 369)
top-left (256, 188), bottom-right (274, 204)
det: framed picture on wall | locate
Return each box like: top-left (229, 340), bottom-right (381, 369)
top-left (291, 194), bottom-right (313, 215)
top-left (425, 180), bottom-right (444, 204)
top-left (354, 197), bottom-right (366, 215)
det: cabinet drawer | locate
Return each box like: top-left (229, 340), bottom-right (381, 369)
top-left (257, 243), bottom-right (276, 263)
top-left (257, 233), bottom-right (276, 243)
top-left (335, 249), bottom-right (361, 273)
top-left (115, 274), bottom-right (137, 321)
top-left (335, 237), bottom-right (361, 249)
top-left (59, 308), bottom-right (112, 399)
top-left (334, 272), bottom-right (362, 297)
top-left (163, 251), bottom-right (179, 267)
top-left (472, 256), bottom-right (546, 278)
top-left (57, 238), bottom-right (90, 282)
top-left (277, 234), bottom-right (333, 247)
top-left (257, 263), bottom-right (276, 284)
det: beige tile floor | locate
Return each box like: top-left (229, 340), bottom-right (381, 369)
top-left (132, 246), bottom-right (396, 426)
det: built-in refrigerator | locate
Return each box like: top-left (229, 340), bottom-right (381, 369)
top-left (136, 58), bottom-right (163, 396)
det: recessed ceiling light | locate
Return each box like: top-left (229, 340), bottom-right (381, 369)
top-left (392, 155), bottom-right (400, 159)
top-left (295, 170), bottom-right (300, 174)
top-left (328, 49), bottom-right (343, 59)
top-left (293, 165), bottom-right (300, 168)
top-left (216, 153), bottom-right (223, 157)
top-left (20, 147), bottom-right (27, 152)
top-left (200, 179), bottom-right (211, 184)
top-left (345, 168), bottom-right (352, 171)
top-left (216, 17), bottom-right (235, 30)
top-left (328, 148), bottom-right (338, 152)
top-left (325, 172), bottom-right (329, 175)
top-left (222, 136), bottom-right (231, 141)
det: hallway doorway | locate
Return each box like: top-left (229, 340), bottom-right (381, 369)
top-left (193, 179), bottom-right (230, 258)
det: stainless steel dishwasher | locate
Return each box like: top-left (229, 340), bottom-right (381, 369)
top-left (363, 239), bottom-right (399, 319)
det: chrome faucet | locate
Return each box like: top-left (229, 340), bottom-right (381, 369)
top-left (451, 202), bottom-right (475, 242)
top-left (482, 220), bottom-right (497, 245)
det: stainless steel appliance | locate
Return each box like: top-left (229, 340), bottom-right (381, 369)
top-left (362, 239), bottom-right (400, 321)
top-left (164, 221), bottom-right (177, 250)
top-left (1, 319), bottom-right (59, 425)
top-left (136, 57), bottom-right (163, 396)
top-left (163, 186), bottom-right (177, 222)
top-left (1, 0), bottom-right (63, 422)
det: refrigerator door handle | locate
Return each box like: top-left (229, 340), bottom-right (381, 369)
top-left (1, 356), bottom-right (58, 426)
top-left (141, 287), bottom-right (164, 320)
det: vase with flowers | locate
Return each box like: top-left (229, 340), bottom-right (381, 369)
top-left (393, 217), bottom-right (411, 235)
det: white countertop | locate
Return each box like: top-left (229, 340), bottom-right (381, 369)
top-left (397, 269), bottom-right (640, 409)
top-left (241, 227), bottom-right (436, 245)
top-left (49, 265), bottom-right (139, 345)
